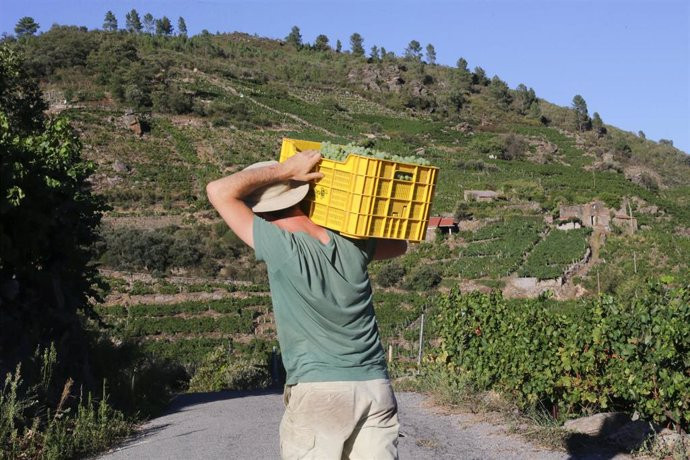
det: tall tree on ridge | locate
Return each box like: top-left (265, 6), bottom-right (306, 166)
top-left (425, 43), bottom-right (436, 65)
top-left (572, 94), bottom-right (591, 131)
top-left (405, 40), bottom-right (422, 61)
top-left (103, 11), bottom-right (118, 32)
top-left (285, 26), bottom-right (302, 48)
top-left (314, 34), bottom-right (330, 51)
top-left (350, 32), bottom-right (364, 56)
top-left (143, 13), bottom-right (155, 34)
top-left (14, 17), bottom-right (39, 37)
top-left (156, 16), bottom-right (173, 36)
top-left (177, 17), bottom-right (187, 37)
top-left (125, 9), bottom-right (142, 33)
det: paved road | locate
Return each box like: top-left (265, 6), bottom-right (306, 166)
top-left (100, 390), bottom-right (622, 459)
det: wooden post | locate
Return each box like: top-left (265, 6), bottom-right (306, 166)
top-left (633, 252), bottom-right (637, 274)
top-left (271, 346), bottom-right (280, 386)
top-left (388, 344), bottom-right (393, 363)
top-left (597, 271), bottom-right (601, 296)
top-left (416, 314), bottom-right (425, 373)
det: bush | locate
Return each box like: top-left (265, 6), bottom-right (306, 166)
top-left (501, 133), bottom-right (527, 160)
top-left (188, 347), bottom-right (272, 392)
top-left (436, 281), bottom-right (690, 430)
top-left (404, 265), bottom-right (441, 291)
top-left (377, 261), bottom-right (406, 287)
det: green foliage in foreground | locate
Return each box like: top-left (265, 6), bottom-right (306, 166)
top-left (436, 282), bottom-right (689, 430)
top-left (187, 346), bottom-right (272, 392)
top-left (0, 346), bottom-right (129, 459)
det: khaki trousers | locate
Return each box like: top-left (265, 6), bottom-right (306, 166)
top-left (280, 379), bottom-right (399, 460)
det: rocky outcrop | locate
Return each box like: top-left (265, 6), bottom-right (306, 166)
top-left (347, 65), bottom-right (405, 93)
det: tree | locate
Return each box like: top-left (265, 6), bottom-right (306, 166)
top-left (370, 45), bottom-right (380, 61)
top-left (0, 45), bottom-right (104, 374)
top-left (14, 17), bottom-right (39, 37)
top-left (404, 40), bottom-right (422, 61)
top-left (572, 94), bottom-right (591, 131)
top-left (638, 130), bottom-right (646, 139)
top-left (592, 112), bottom-right (606, 136)
top-left (156, 16), bottom-right (173, 36)
top-left (472, 66), bottom-right (488, 85)
top-left (143, 13), bottom-right (155, 34)
top-left (285, 26), bottom-right (302, 48)
top-left (425, 43), bottom-right (436, 65)
top-left (489, 75), bottom-right (512, 109)
top-left (125, 9), bottom-right (142, 33)
top-left (514, 83), bottom-right (536, 115)
top-left (103, 11), bottom-right (118, 32)
top-left (335, 39), bottom-right (342, 53)
top-left (177, 17), bottom-right (187, 37)
top-left (314, 34), bottom-right (330, 51)
top-left (456, 57), bottom-right (468, 72)
top-left (350, 33), bottom-right (364, 56)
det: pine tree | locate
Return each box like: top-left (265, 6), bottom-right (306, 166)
top-left (572, 94), bottom-right (591, 131)
top-left (314, 34), bottom-right (330, 51)
top-left (177, 17), bottom-right (187, 37)
top-left (335, 39), bottom-right (342, 53)
top-left (638, 130), bottom-right (646, 139)
top-left (404, 40), bottom-right (422, 61)
top-left (456, 57), bottom-right (468, 72)
top-left (143, 13), bottom-right (155, 34)
top-left (592, 112), bottom-right (606, 136)
top-left (125, 9), bottom-right (142, 33)
top-left (350, 33), bottom-right (364, 56)
top-left (285, 26), bottom-right (302, 48)
top-left (473, 66), bottom-right (488, 85)
top-left (156, 16), bottom-right (173, 36)
top-left (103, 11), bottom-right (118, 32)
top-left (370, 45), bottom-right (380, 61)
top-left (14, 17), bottom-right (40, 37)
top-left (425, 43), bottom-right (436, 65)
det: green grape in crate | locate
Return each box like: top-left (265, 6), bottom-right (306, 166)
top-left (318, 142), bottom-right (431, 167)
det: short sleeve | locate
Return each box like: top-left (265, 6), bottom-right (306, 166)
top-left (252, 214), bottom-right (296, 269)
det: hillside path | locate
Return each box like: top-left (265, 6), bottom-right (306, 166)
top-left (98, 390), bottom-right (631, 460)
top-left (189, 70), bottom-right (336, 137)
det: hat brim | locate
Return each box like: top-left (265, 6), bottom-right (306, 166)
top-left (247, 181), bottom-right (310, 212)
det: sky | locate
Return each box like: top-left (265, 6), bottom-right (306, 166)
top-left (2, 0), bottom-right (689, 154)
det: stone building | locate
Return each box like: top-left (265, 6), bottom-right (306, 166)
top-left (559, 200), bottom-right (611, 230)
top-left (464, 190), bottom-right (499, 202)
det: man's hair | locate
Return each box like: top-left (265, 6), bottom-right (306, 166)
top-left (261, 204), bottom-right (300, 221)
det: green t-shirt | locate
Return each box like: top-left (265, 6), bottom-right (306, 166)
top-left (252, 215), bottom-right (388, 384)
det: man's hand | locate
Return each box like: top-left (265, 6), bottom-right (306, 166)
top-left (282, 150), bottom-right (324, 182)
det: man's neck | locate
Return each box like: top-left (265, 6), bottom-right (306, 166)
top-left (273, 213), bottom-right (330, 244)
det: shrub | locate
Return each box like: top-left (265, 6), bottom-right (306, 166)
top-left (436, 281), bottom-right (690, 430)
top-left (404, 265), bottom-right (441, 291)
top-left (188, 347), bottom-right (272, 392)
top-left (377, 261), bottom-right (406, 287)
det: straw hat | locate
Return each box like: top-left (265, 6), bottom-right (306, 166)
top-left (242, 161), bottom-right (310, 212)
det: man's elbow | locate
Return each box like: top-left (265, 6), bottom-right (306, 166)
top-left (206, 180), bottom-right (221, 204)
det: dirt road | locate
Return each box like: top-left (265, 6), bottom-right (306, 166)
top-left (100, 390), bottom-right (628, 459)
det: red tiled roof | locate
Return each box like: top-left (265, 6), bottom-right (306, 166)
top-left (428, 216), bottom-right (458, 228)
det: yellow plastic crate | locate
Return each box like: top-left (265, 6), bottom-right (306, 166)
top-left (279, 138), bottom-right (439, 242)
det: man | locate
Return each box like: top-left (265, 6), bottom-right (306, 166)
top-left (206, 150), bottom-right (407, 459)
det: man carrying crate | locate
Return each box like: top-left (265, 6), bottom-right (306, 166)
top-left (206, 150), bottom-right (407, 460)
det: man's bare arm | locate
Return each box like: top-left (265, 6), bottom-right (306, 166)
top-left (206, 151), bottom-right (323, 248)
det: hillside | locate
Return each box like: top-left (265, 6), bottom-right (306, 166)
top-left (6, 25), bottom-right (690, 376)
